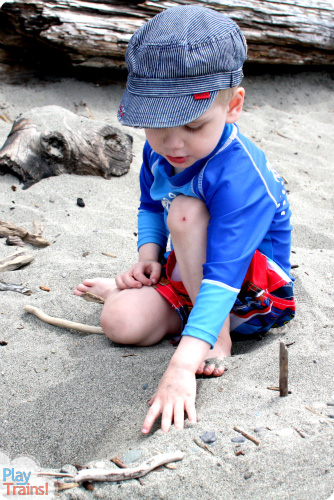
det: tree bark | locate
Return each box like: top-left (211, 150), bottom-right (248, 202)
top-left (0, 0), bottom-right (333, 70)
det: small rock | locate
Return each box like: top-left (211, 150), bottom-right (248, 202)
top-left (77, 198), bottom-right (85, 207)
top-left (94, 461), bottom-right (107, 468)
top-left (62, 272), bottom-right (67, 278)
top-left (328, 413), bottom-right (334, 419)
top-left (231, 436), bottom-right (246, 443)
top-left (254, 427), bottom-right (267, 434)
top-left (327, 395), bottom-right (334, 406)
top-left (142, 383), bottom-right (149, 390)
top-left (6, 235), bottom-right (24, 247)
top-left (244, 471), bottom-right (253, 480)
top-left (122, 449), bottom-right (142, 464)
top-left (60, 464), bottom-right (78, 475)
top-left (200, 431), bottom-right (217, 444)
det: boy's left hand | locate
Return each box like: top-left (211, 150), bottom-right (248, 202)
top-left (142, 363), bottom-right (197, 434)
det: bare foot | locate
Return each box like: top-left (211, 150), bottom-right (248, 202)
top-left (74, 278), bottom-right (116, 300)
top-left (196, 326), bottom-right (232, 377)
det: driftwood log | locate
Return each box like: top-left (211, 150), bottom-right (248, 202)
top-left (0, 0), bottom-right (333, 71)
top-left (0, 105), bottom-right (133, 188)
top-left (0, 220), bottom-right (50, 246)
top-left (39, 451), bottom-right (185, 483)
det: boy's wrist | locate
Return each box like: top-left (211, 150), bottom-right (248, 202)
top-left (138, 242), bottom-right (162, 262)
top-left (169, 336), bottom-right (211, 373)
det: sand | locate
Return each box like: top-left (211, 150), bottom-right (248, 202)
top-left (0, 68), bottom-right (333, 500)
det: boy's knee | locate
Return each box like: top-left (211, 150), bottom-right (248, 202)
top-left (100, 296), bottom-right (145, 345)
top-left (100, 299), bottom-right (130, 343)
top-left (167, 195), bottom-right (209, 232)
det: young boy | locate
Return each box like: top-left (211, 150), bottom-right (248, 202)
top-left (75, 6), bottom-right (295, 434)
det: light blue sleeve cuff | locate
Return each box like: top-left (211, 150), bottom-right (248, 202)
top-left (137, 209), bottom-right (168, 251)
top-left (182, 327), bottom-right (216, 349)
top-left (182, 281), bottom-right (239, 347)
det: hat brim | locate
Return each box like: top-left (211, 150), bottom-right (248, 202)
top-left (118, 89), bottom-right (219, 129)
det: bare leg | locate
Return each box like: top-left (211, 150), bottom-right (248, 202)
top-left (74, 279), bottom-right (181, 346)
top-left (167, 195), bottom-right (232, 377)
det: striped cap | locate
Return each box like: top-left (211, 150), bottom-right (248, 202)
top-left (118, 5), bottom-right (247, 128)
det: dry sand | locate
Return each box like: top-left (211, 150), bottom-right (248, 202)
top-left (0, 68), bottom-right (333, 500)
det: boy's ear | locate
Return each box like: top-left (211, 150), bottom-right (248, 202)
top-left (225, 87), bottom-right (245, 124)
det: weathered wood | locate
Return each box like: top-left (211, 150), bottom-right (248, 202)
top-left (0, 220), bottom-right (51, 246)
top-left (0, 250), bottom-right (34, 272)
top-left (73, 451), bottom-right (185, 483)
top-left (0, 281), bottom-right (32, 294)
top-left (0, 0), bottom-right (333, 70)
top-left (24, 305), bottom-right (105, 334)
top-left (0, 105), bottom-right (133, 188)
top-left (279, 341), bottom-right (289, 397)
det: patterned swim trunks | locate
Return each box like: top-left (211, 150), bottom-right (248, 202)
top-left (153, 250), bottom-right (295, 336)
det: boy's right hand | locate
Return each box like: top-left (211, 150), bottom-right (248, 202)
top-left (115, 260), bottom-right (161, 290)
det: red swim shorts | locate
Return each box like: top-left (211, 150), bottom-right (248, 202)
top-left (153, 250), bottom-right (295, 336)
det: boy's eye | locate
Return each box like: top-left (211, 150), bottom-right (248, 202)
top-left (185, 124), bottom-right (203, 133)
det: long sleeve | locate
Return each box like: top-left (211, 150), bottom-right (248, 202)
top-left (182, 133), bottom-right (290, 347)
top-left (137, 141), bottom-right (169, 251)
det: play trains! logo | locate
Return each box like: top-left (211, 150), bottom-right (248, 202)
top-left (0, 452), bottom-right (55, 499)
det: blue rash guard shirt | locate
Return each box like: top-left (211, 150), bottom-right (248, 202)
top-left (138, 123), bottom-right (293, 348)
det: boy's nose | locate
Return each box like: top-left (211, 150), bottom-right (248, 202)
top-left (163, 128), bottom-right (185, 150)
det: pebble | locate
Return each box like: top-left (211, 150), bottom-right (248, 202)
top-left (122, 449), bottom-right (142, 464)
top-left (328, 413), bottom-right (334, 419)
top-left (327, 395), bottom-right (334, 406)
top-left (244, 471), bottom-right (253, 480)
top-left (254, 427), bottom-right (267, 434)
top-left (231, 436), bottom-right (246, 443)
top-left (77, 198), bottom-right (85, 207)
top-left (62, 272), bottom-right (67, 278)
top-left (200, 431), bottom-right (217, 444)
top-left (142, 383), bottom-right (149, 390)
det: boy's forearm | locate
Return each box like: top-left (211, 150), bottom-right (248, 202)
top-left (169, 335), bottom-right (211, 373)
top-left (138, 242), bottom-right (162, 262)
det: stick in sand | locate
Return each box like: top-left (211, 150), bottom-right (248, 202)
top-left (233, 426), bottom-right (260, 446)
top-left (39, 452), bottom-right (184, 483)
top-left (24, 305), bottom-right (104, 334)
top-left (279, 341), bottom-right (289, 397)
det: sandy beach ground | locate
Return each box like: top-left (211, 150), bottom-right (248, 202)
top-left (0, 67), bottom-right (333, 500)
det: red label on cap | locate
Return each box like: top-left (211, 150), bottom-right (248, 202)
top-left (194, 92), bottom-right (211, 100)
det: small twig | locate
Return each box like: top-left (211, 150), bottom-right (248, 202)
top-left (24, 305), bottom-right (104, 334)
top-left (233, 426), bottom-right (260, 446)
top-left (305, 406), bottom-right (332, 422)
top-left (294, 427), bottom-right (307, 438)
top-left (193, 437), bottom-right (216, 456)
top-left (33, 220), bottom-right (43, 236)
top-left (275, 131), bottom-right (291, 141)
top-left (267, 386), bottom-right (292, 394)
top-left (38, 472), bottom-right (74, 478)
top-left (102, 252), bottom-right (117, 258)
top-left (279, 341), bottom-right (289, 397)
top-left (85, 105), bottom-right (95, 120)
top-left (81, 292), bottom-right (105, 304)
